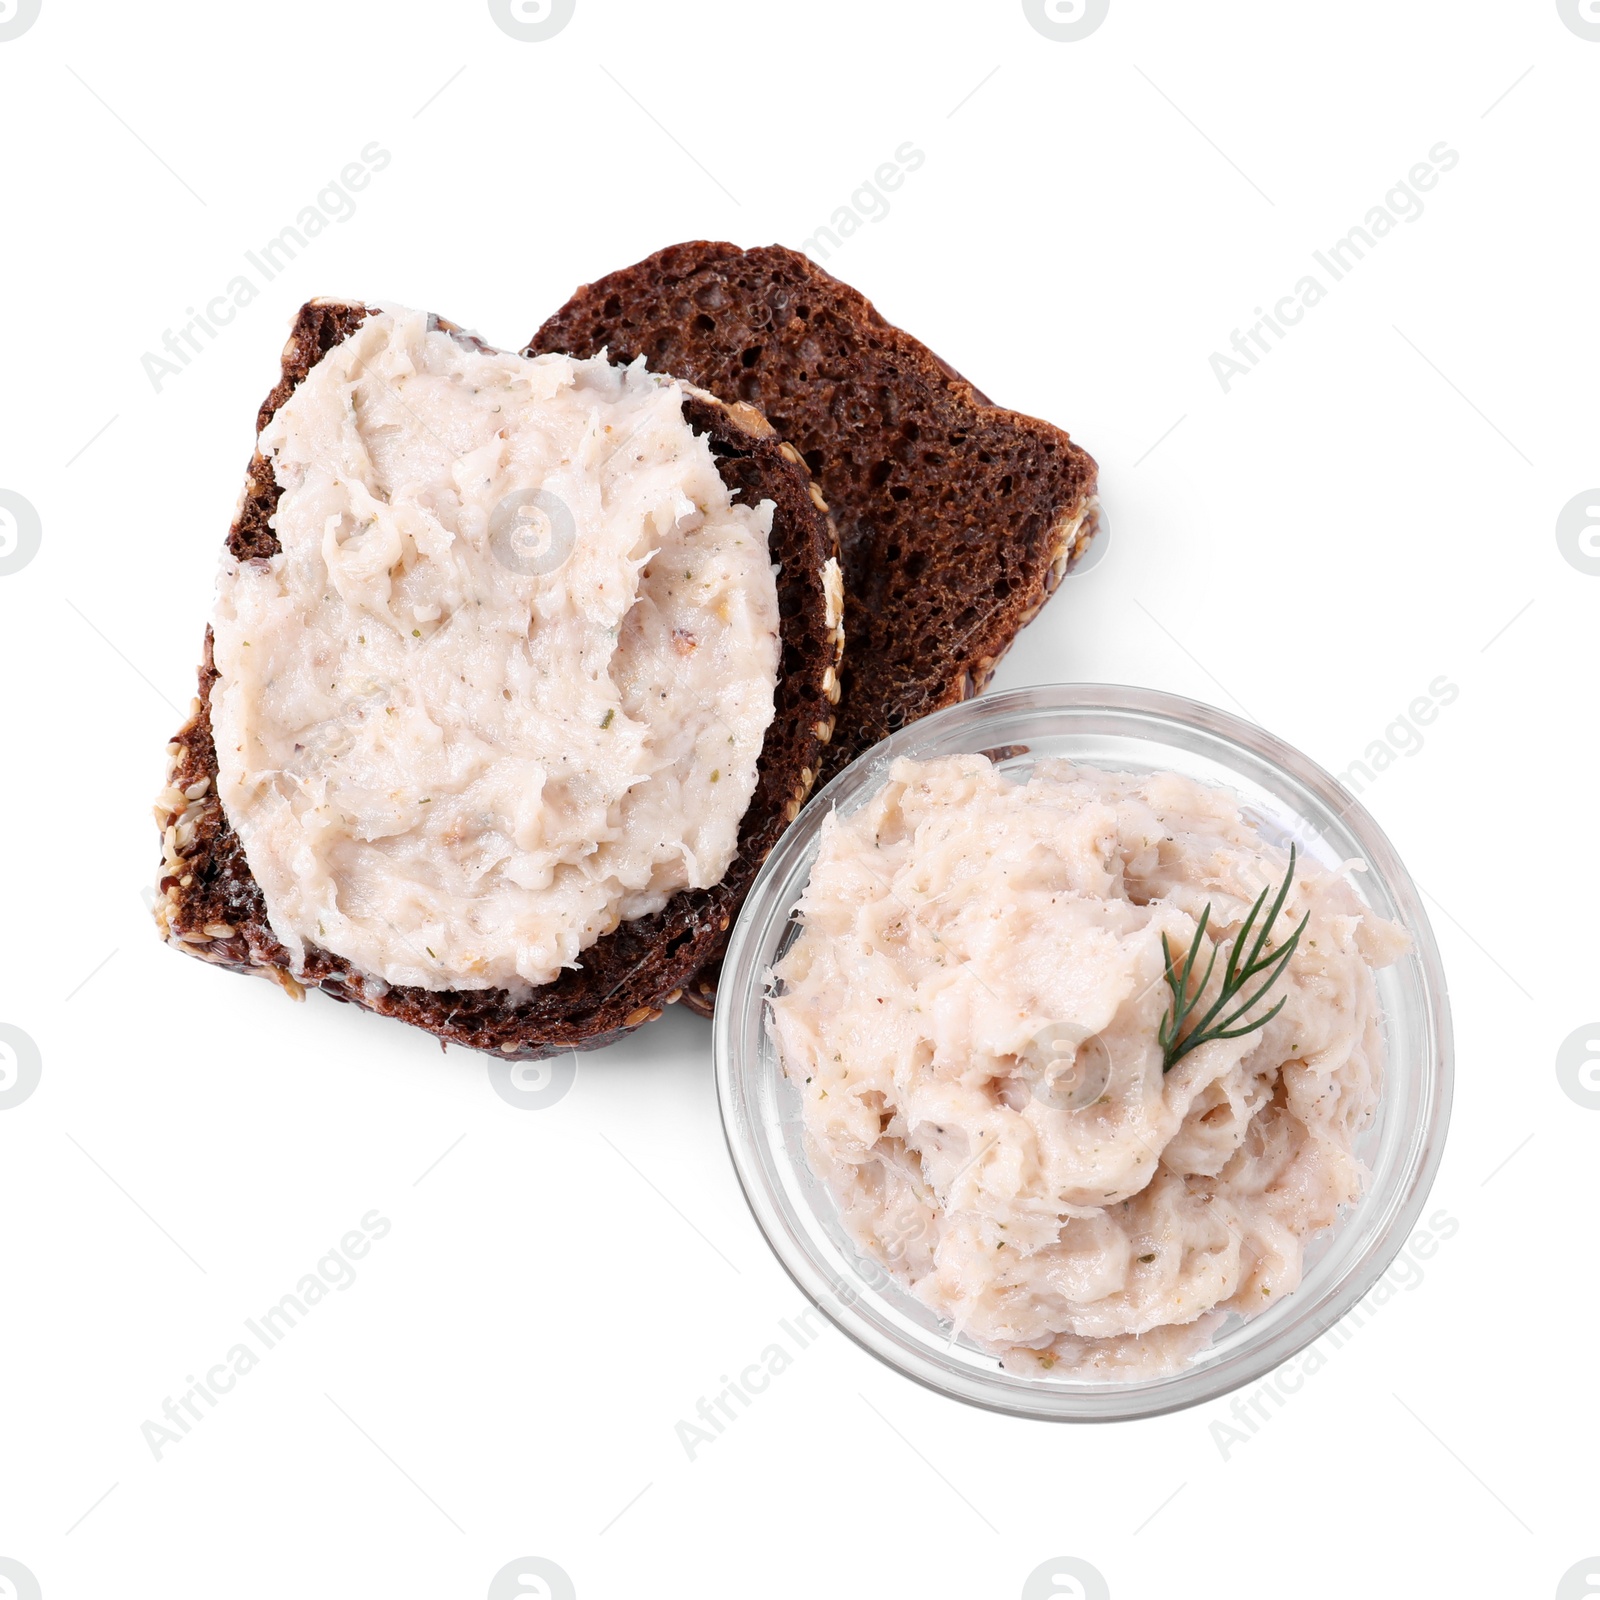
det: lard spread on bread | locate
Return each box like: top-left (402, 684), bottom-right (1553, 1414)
top-left (210, 307), bottom-right (783, 992)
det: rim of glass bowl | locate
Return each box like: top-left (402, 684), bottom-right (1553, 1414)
top-left (713, 683), bottom-right (1453, 1423)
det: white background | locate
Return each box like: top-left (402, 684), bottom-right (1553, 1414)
top-left (1, 1), bottom-right (1596, 1596)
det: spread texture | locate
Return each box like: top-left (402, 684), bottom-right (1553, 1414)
top-left (210, 308), bottom-right (782, 991)
top-left (769, 755), bottom-right (1408, 1376)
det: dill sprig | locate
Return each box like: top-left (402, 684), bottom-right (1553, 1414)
top-left (1159, 846), bottom-right (1309, 1072)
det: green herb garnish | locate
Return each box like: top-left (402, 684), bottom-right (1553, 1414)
top-left (1159, 846), bottom-right (1308, 1072)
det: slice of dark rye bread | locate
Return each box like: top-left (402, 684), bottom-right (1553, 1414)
top-left (530, 242), bottom-right (1100, 773)
top-left (530, 241), bottom-right (1099, 1015)
top-left (154, 299), bottom-right (843, 1059)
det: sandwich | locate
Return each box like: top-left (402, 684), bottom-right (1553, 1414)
top-left (155, 300), bottom-right (841, 1056)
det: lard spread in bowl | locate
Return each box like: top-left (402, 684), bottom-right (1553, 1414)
top-left (714, 686), bottom-right (1452, 1421)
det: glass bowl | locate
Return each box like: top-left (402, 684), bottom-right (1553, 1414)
top-left (714, 684), bottom-right (1453, 1422)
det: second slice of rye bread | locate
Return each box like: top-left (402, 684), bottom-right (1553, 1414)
top-left (155, 299), bottom-right (843, 1058)
top-left (529, 242), bottom-right (1101, 776)
top-left (530, 241), bottom-right (1100, 1012)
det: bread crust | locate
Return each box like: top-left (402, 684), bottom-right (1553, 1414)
top-left (154, 300), bottom-right (842, 1057)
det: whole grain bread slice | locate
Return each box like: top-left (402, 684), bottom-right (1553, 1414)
top-left (529, 242), bottom-right (1099, 1013)
top-left (155, 299), bottom-right (843, 1058)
